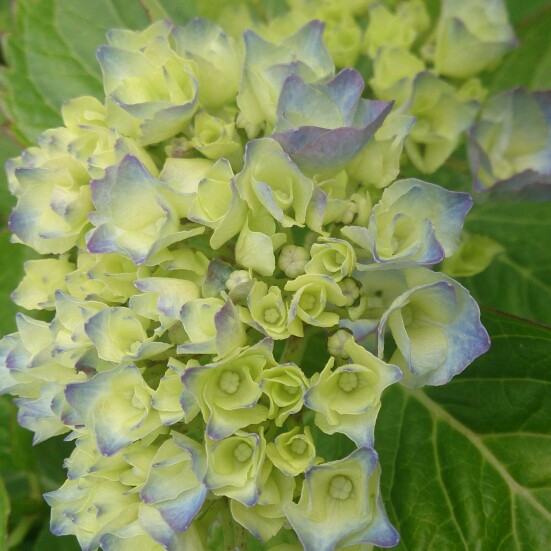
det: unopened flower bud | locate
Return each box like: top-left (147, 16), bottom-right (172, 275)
top-left (339, 277), bottom-right (360, 306)
top-left (226, 270), bottom-right (252, 291)
top-left (327, 329), bottom-right (353, 359)
top-left (278, 245), bottom-right (310, 278)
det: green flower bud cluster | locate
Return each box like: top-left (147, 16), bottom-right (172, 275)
top-left (1, 15), bottom-right (491, 551)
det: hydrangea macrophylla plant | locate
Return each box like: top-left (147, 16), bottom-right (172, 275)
top-left (0, 12), bottom-right (493, 551)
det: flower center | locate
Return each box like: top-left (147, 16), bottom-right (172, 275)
top-left (233, 442), bottom-right (253, 463)
top-left (338, 371), bottom-right (358, 392)
top-left (219, 370), bottom-right (240, 394)
top-left (285, 384), bottom-right (299, 395)
top-left (264, 307), bottom-right (281, 324)
top-left (329, 475), bottom-right (353, 501)
top-left (300, 293), bottom-right (316, 311)
top-left (332, 251), bottom-right (345, 265)
top-left (290, 438), bottom-right (307, 455)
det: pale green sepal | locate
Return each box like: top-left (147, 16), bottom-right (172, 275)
top-left (65, 365), bottom-right (164, 456)
top-left (245, 281), bottom-right (291, 340)
top-left (178, 296), bottom-right (246, 358)
top-left (142, 227), bottom-right (205, 268)
top-left (186, 158), bottom-right (248, 249)
top-left (231, 463), bottom-right (295, 541)
top-left (134, 277), bottom-right (200, 320)
top-left (401, 72), bottom-right (478, 173)
top-left (363, 4), bottom-right (418, 57)
top-left (266, 426), bottom-right (316, 476)
top-left (8, 133), bottom-right (92, 254)
top-left (45, 477), bottom-right (141, 551)
top-left (441, 233), bottom-right (505, 277)
top-left (434, 0), bottom-right (517, 78)
top-left (261, 363), bottom-right (309, 425)
top-left (304, 341), bottom-right (400, 447)
top-left (305, 237), bottom-right (356, 282)
top-left (188, 111), bottom-right (244, 169)
top-left (172, 18), bottom-right (243, 110)
top-left (235, 138), bottom-right (313, 228)
top-left (12, 255), bottom-right (74, 310)
top-left (369, 46), bottom-right (425, 107)
top-left (235, 213), bottom-right (287, 276)
top-left (97, 37), bottom-right (199, 145)
top-left (65, 252), bottom-right (147, 305)
top-left (181, 340), bottom-right (273, 439)
top-left (284, 448), bottom-right (399, 551)
top-left (344, 179), bottom-right (473, 268)
top-left (159, 157), bottom-right (214, 217)
top-left (205, 430), bottom-right (267, 506)
top-left (347, 113), bottom-right (415, 189)
top-left (87, 155), bottom-right (185, 265)
top-left (139, 433), bottom-right (207, 536)
top-left (84, 307), bottom-right (171, 364)
top-left (237, 21), bottom-right (334, 135)
top-left (285, 274), bottom-right (347, 333)
top-left (468, 88), bottom-right (551, 194)
top-left (151, 362), bottom-right (187, 426)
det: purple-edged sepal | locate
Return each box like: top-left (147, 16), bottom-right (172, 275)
top-left (272, 70), bottom-right (392, 176)
top-left (65, 365), bottom-right (163, 456)
top-left (284, 448), bottom-right (399, 551)
top-left (139, 432), bottom-right (207, 542)
top-left (468, 88), bottom-right (551, 199)
top-left (378, 268), bottom-right (490, 387)
top-left (343, 179), bottom-right (473, 268)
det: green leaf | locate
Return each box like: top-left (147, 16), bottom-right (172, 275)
top-left (32, 436), bottom-right (76, 491)
top-left (461, 201), bottom-right (551, 325)
top-left (0, 397), bottom-right (46, 549)
top-left (0, 0), bottom-right (151, 144)
top-left (140, 0), bottom-right (198, 23)
top-left (0, 127), bottom-right (27, 336)
top-left (489, 3), bottom-right (551, 92)
top-left (375, 309), bottom-right (551, 550)
top-left (0, 0), bottom-right (13, 35)
top-left (505, 0), bottom-right (551, 25)
top-left (0, 237), bottom-right (32, 336)
top-left (0, 476), bottom-right (9, 550)
top-left (0, 398), bottom-right (34, 474)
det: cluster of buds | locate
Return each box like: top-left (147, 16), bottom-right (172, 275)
top-left (1, 13), bottom-right (491, 551)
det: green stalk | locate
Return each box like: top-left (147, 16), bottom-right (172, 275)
top-left (220, 498), bottom-right (249, 551)
top-left (279, 334), bottom-right (308, 365)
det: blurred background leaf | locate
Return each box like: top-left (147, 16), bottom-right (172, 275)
top-left (0, 476), bottom-right (9, 549)
top-left (489, 1), bottom-right (551, 92)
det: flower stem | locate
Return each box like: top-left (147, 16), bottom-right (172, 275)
top-left (233, 520), bottom-right (248, 550)
top-left (279, 334), bottom-right (308, 365)
top-left (222, 503), bottom-right (234, 551)
top-left (221, 499), bottom-right (249, 550)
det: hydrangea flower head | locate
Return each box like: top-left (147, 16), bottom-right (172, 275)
top-left (0, 12), bottom-right (491, 551)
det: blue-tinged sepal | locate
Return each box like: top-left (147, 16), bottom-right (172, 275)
top-left (378, 267), bottom-right (490, 387)
top-left (65, 365), bottom-right (163, 456)
top-left (284, 448), bottom-right (399, 551)
top-left (468, 88), bottom-right (551, 198)
top-left (343, 179), bottom-right (472, 268)
top-left (272, 70), bottom-right (392, 176)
